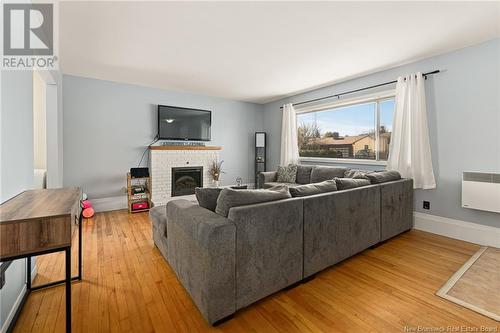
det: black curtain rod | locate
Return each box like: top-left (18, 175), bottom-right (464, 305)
top-left (280, 70), bottom-right (440, 109)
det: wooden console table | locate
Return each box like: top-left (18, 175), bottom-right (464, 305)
top-left (0, 188), bottom-right (82, 333)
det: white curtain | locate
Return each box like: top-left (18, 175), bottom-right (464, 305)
top-left (280, 103), bottom-right (299, 165)
top-left (387, 72), bottom-right (436, 189)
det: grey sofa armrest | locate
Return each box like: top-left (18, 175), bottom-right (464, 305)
top-left (166, 200), bottom-right (236, 324)
top-left (257, 171), bottom-right (277, 188)
top-left (228, 198), bottom-right (303, 309)
top-left (150, 205), bottom-right (168, 259)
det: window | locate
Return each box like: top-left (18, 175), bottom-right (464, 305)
top-left (297, 96), bottom-right (395, 162)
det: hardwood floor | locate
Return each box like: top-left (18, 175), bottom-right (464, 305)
top-left (13, 210), bottom-right (498, 333)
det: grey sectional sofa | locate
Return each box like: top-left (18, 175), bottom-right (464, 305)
top-left (151, 167), bottom-right (413, 325)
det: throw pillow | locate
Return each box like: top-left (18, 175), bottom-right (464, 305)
top-left (344, 169), bottom-right (370, 180)
top-left (276, 164), bottom-right (298, 183)
top-left (310, 166), bottom-right (348, 183)
top-left (289, 180), bottom-right (337, 197)
top-left (335, 178), bottom-right (371, 190)
top-left (366, 170), bottom-right (402, 184)
top-left (215, 186), bottom-right (291, 217)
top-left (296, 165), bottom-right (314, 184)
top-left (195, 187), bottom-right (223, 212)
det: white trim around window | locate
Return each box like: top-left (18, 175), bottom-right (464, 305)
top-left (295, 90), bottom-right (395, 114)
top-left (296, 89), bottom-right (395, 166)
top-left (299, 156), bottom-right (387, 166)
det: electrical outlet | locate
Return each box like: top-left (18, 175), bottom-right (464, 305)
top-left (423, 201), bottom-right (430, 210)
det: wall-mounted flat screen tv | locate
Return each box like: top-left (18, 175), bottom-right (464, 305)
top-left (158, 105), bottom-right (211, 141)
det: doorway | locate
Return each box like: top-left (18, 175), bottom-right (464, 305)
top-left (32, 70), bottom-right (62, 189)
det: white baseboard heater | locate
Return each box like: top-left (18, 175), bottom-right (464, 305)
top-left (462, 172), bottom-right (500, 213)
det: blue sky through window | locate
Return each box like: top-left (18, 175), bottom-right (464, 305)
top-left (380, 100), bottom-right (394, 133)
top-left (298, 99), bottom-right (394, 136)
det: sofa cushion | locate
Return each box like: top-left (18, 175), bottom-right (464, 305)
top-left (276, 164), bottom-right (298, 183)
top-left (366, 170), bottom-right (401, 184)
top-left (310, 166), bottom-right (348, 183)
top-left (344, 169), bottom-right (370, 180)
top-left (296, 165), bottom-right (313, 184)
top-left (335, 178), bottom-right (371, 190)
top-left (289, 180), bottom-right (337, 197)
top-left (215, 186), bottom-right (292, 217)
top-left (195, 187), bottom-right (223, 212)
top-left (263, 182), bottom-right (300, 189)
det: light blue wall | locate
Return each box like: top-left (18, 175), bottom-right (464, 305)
top-left (0, 71), bottom-right (34, 331)
top-left (1, 71), bottom-right (34, 202)
top-left (263, 38), bottom-right (500, 227)
top-left (63, 75), bottom-right (264, 199)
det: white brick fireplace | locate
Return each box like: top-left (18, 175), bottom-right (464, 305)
top-left (149, 146), bottom-right (220, 206)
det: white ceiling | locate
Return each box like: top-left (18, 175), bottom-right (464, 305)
top-left (59, 1), bottom-right (500, 104)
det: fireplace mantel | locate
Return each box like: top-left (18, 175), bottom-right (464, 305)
top-left (149, 145), bottom-right (221, 151)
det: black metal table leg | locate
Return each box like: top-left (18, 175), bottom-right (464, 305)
top-left (5, 245), bottom-right (76, 333)
top-left (26, 256), bottom-right (31, 290)
top-left (30, 212), bottom-right (84, 291)
top-left (65, 247), bottom-right (71, 333)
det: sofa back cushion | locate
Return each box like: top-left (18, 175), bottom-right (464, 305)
top-left (335, 178), bottom-right (371, 190)
top-left (310, 166), bottom-right (348, 183)
top-left (215, 186), bottom-right (292, 217)
top-left (276, 164), bottom-right (298, 183)
top-left (296, 165), bottom-right (313, 184)
top-left (289, 180), bottom-right (337, 197)
top-left (344, 169), bottom-right (370, 180)
top-left (195, 187), bottom-right (223, 212)
top-left (366, 170), bottom-right (401, 184)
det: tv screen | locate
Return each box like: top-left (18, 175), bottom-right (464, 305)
top-left (158, 105), bottom-right (211, 141)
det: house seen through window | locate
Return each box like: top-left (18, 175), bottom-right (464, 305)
top-left (297, 97), bottom-right (395, 161)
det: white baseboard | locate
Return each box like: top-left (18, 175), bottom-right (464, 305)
top-left (92, 195), bottom-right (127, 212)
top-left (0, 264), bottom-right (37, 333)
top-left (1, 285), bottom-right (27, 333)
top-left (413, 212), bottom-right (500, 248)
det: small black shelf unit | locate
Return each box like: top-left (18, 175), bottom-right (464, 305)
top-left (255, 132), bottom-right (266, 188)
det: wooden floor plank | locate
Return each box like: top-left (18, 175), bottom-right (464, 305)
top-left (12, 210), bottom-right (499, 333)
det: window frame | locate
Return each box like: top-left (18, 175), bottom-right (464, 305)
top-left (296, 90), bottom-right (395, 166)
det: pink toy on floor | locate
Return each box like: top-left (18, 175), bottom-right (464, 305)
top-left (81, 198), bottom-right (95, 218)
top-left (82, 207), bottom-right (95, 218)
top-left (81, 200), bottom-right (92, 209)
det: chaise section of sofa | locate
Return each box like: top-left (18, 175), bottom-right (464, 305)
top-left (228, 198), bottom-right (304, 310)
top-left (165, 197), bottom-right (304, 325)
top-left (166, 200), bottom-right (236, 325)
